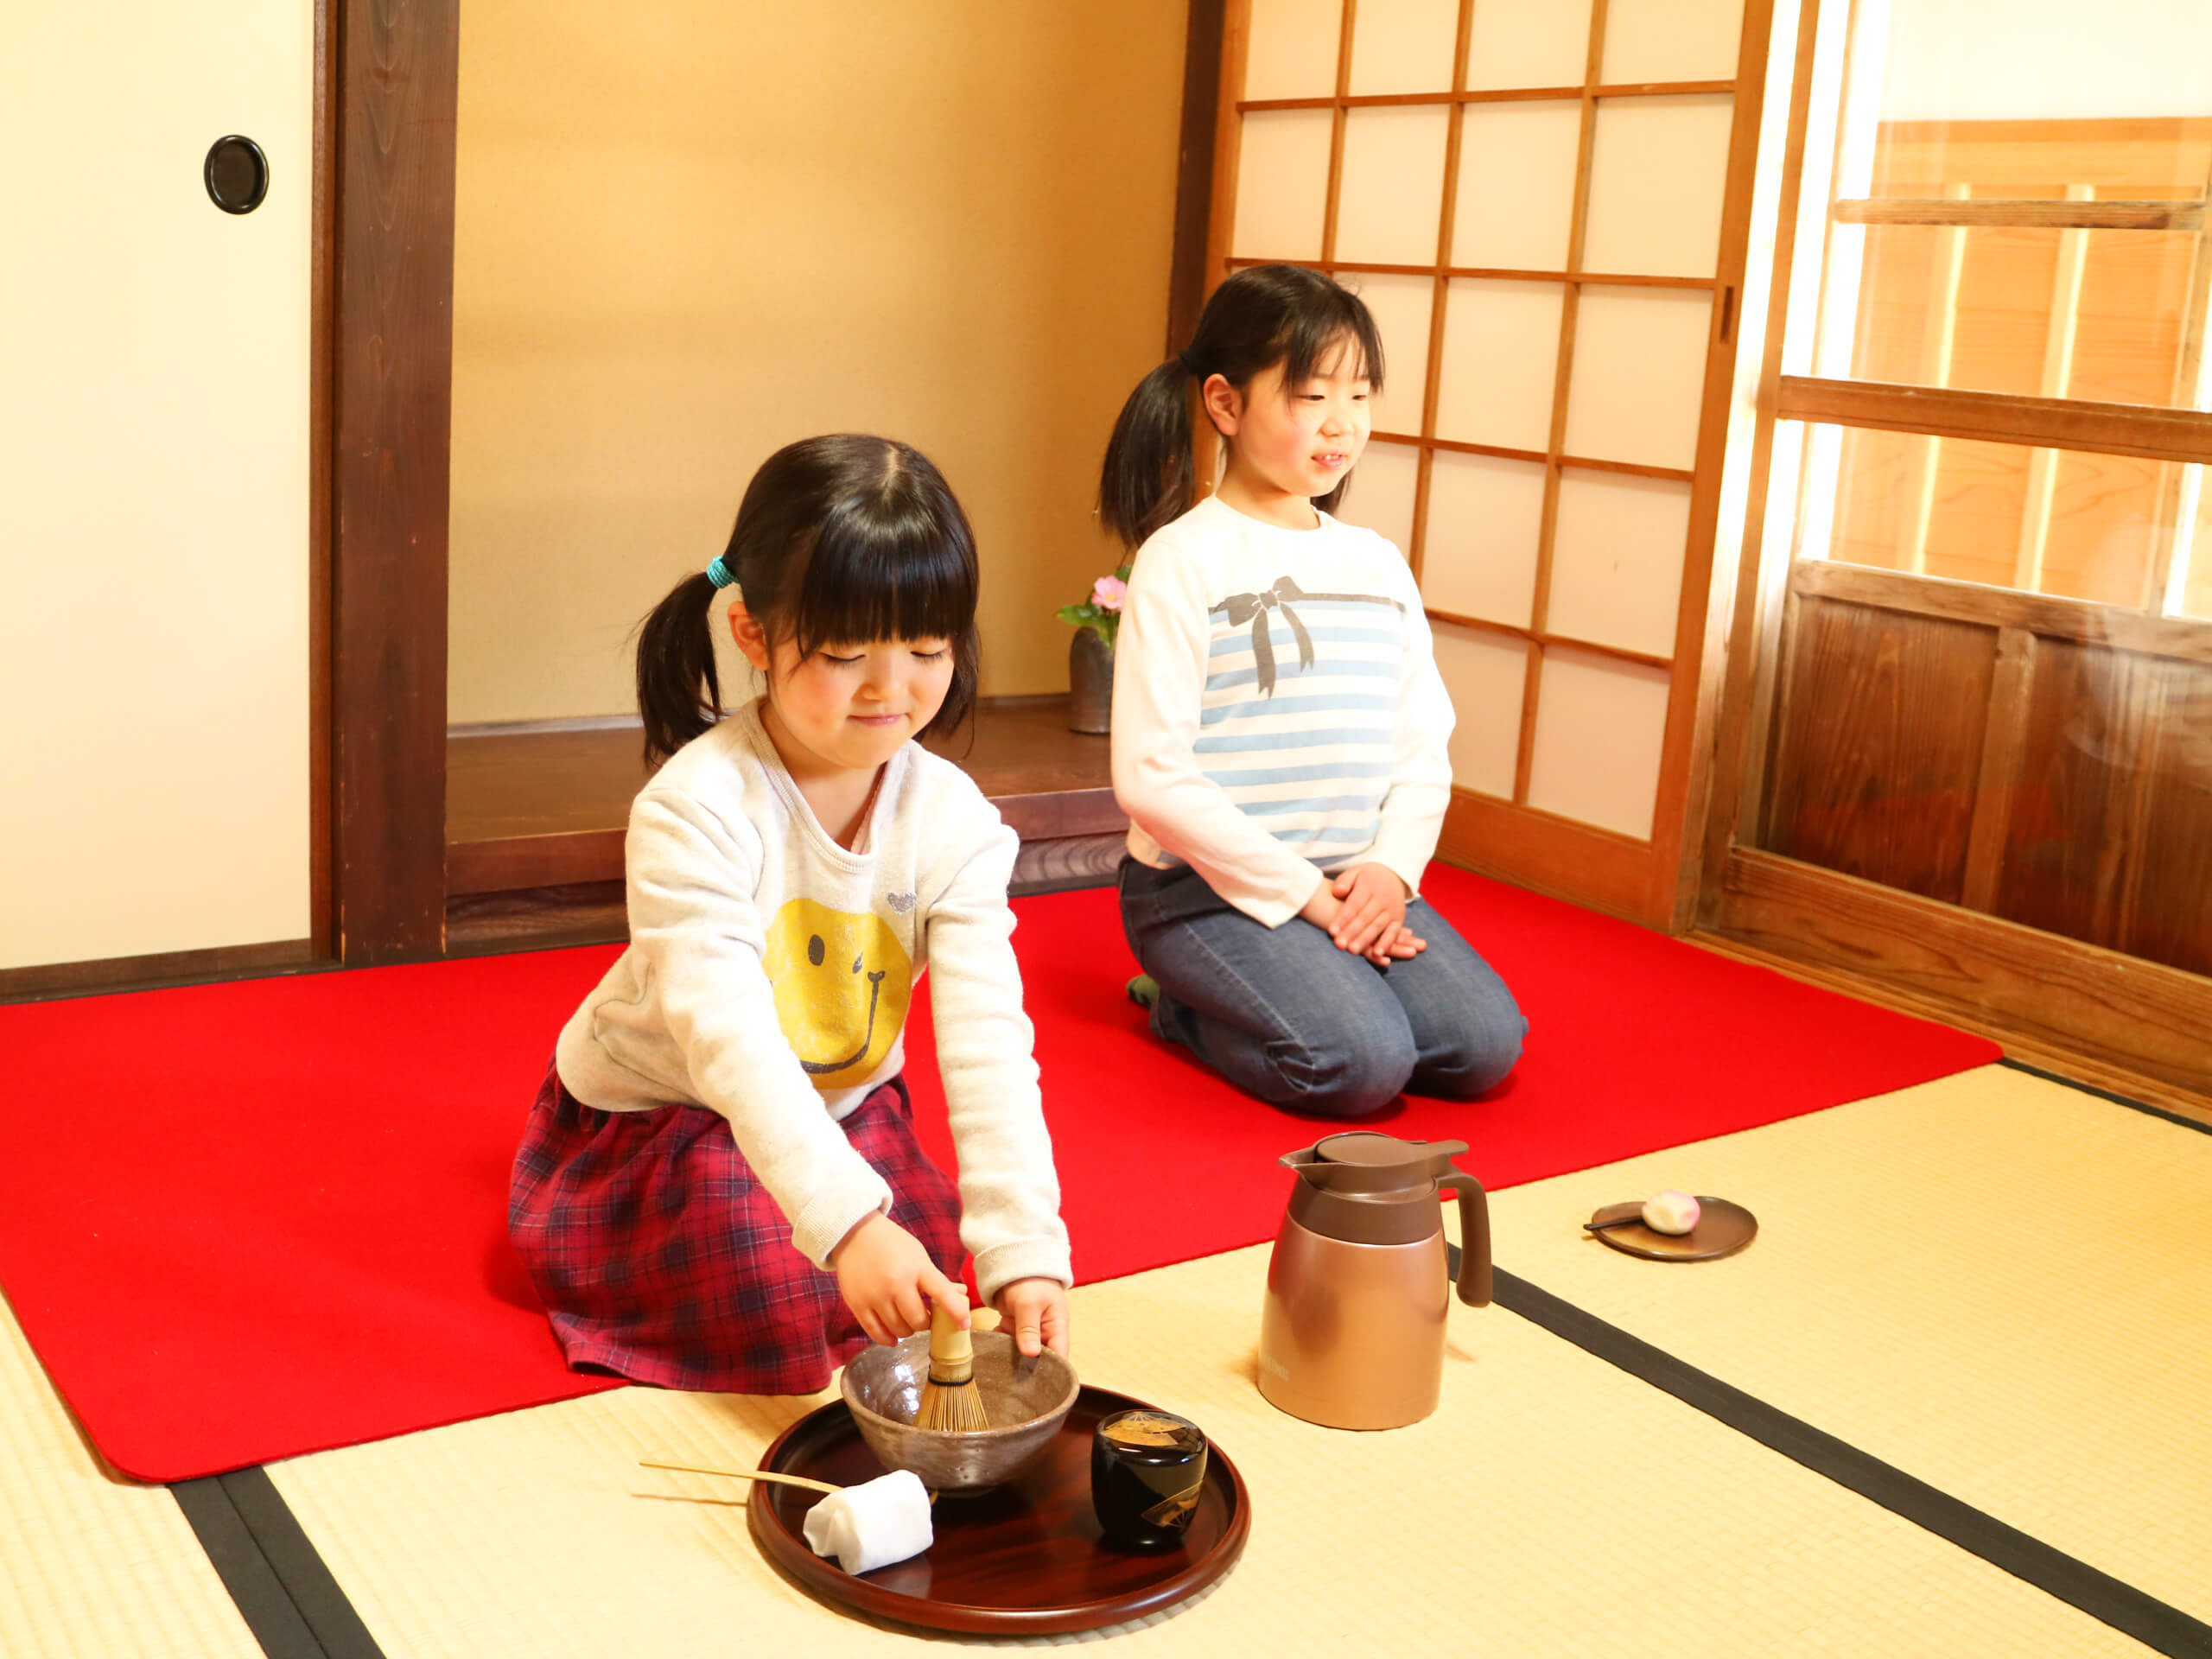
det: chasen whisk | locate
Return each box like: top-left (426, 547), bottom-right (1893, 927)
top-left (915, 1300), bottom-right (990, 1433)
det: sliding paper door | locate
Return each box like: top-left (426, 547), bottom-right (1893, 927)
top-left (1206, 0), bottom-right (1780, 924)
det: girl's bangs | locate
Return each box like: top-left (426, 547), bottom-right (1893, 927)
top-left (1278, 296), bottom-right (1385, 392)
top-left (787, 499), bottom-right (977, 653)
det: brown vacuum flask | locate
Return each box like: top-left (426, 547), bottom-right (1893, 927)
top-left (1256, 1132), bottom-right (1491, 1431)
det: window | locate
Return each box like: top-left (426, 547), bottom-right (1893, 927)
top-left (1783, 0), bottom-right (2212, 620)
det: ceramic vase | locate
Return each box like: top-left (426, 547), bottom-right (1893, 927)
top-left (1068, 628), bottom-right (1114, 734)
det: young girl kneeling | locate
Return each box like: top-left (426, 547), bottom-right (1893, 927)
top-left (1103, 264), bottom-right (1527, 1119)
top-left (512, 435), bottom-right (1071, 1393)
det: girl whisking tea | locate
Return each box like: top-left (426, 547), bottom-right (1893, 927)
top-left (512, 435), bottom-right (1072, 1393)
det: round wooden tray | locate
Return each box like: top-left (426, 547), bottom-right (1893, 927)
top-left (1588, 1196), bottom-right (1758, 1261)
top-left (747, 1384), bottom-right (1249, 1636)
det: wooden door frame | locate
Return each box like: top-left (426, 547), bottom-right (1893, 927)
top-left (0, 0), bottom-right (454, 1001)
top-left (1689, 0), bottom-right (2212, 1113)
top-left (327, 0), bottom-right (458, 966)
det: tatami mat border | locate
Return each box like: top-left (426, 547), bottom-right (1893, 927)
top-left (1479, 1256), bottom-right (2212, 1659)
top-left (1996, 1058), bottom-right (2212, 1136)
top-left (172, 1469), bottom-right (387, 1659)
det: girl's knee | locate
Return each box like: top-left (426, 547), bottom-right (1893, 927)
top-left (1423, 1004), bottom-right (1528, 1099)
top-left (1268, 1026), bottom-right (1416, 1118)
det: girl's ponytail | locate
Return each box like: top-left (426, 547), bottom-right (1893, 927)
top-left (636, 569), bottom-right (725, 767)
top-left (1097, 358), bottom-right (1198, 550)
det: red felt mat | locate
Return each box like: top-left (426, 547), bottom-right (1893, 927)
top-left (0, 866), bottom-right (1993, 1480)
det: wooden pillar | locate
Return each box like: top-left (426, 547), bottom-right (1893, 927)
top-left (330, 0), bottom-right (458, 963)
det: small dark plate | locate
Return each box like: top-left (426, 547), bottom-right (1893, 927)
top-left (747, 1384), bottom-right (1249, 1636)
top-left (1588, 1196), bottom-right (1758, 1261)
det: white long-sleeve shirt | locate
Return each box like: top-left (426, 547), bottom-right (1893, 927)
top-left (1110, 493), bottom-right (1455, 927)
top-left (554, 700), bottom-right (1071, 1304)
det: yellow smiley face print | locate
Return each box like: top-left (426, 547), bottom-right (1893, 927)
top-left (760, 897), bottom-right (912, 1091)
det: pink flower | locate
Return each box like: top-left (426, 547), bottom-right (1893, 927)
top-left (1091, 574), bottom-right (1128, 612)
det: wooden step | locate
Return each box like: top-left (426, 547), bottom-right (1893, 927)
top-left (447, 696), bottom-right (1123, 899)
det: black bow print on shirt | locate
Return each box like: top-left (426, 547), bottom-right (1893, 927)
top-left (1221, 577), bottom-right (1317, 696)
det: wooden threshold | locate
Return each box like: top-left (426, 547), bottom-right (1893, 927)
top-left (1685, 927), bottom-right (2212, 1131)
top-left (0, 938), bottom-right (324, 1006)
top-left (1707, 847), bottom-right (2212, 1113)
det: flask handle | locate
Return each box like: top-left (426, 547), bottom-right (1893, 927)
top-left (1439, 1174), bottom-right (1491, 1306)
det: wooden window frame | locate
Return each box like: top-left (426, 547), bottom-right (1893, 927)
top-left (1695, 0), bottom-right (2212, 1114)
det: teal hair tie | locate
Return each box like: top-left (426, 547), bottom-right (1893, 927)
top-left (704, 556), bottom-right (738, 590)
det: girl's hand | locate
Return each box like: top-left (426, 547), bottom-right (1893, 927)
top-left (1365, 920), bottom-right (1427, 965)
top-left (1329, 863), bottom-right (1409, 957)
top-left (831, 1211), bottom-right (968, 1347)
top-left (992, 1276), bottom-right (1071, 1358)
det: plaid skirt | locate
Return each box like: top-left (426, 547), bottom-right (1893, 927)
top-left (508, 1063), bottom-right (963, 1395)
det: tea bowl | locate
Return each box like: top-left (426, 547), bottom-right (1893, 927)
top-left (840, 1329), bottom-right (1079, 1495)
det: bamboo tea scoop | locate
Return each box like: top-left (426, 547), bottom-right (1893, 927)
top-left (640, 1459), bottom-right (937, 1504)
top-left (640, 1459), bottom-right (843, 1495)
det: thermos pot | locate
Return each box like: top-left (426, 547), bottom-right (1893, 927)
top-left (1257, 1131), bottom-right (1491, 1431)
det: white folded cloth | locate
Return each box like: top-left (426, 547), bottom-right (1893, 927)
top-left (800, 1471), bottom-right (934, 1574)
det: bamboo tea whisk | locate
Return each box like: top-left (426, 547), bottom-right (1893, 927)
top-left (916, 1300), bottom-right (990, 1433)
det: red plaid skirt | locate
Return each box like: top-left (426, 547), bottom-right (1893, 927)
top-left (508, 1064), bottom-right (963, 1395)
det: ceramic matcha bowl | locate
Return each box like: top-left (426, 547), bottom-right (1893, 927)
top-left (840, 1328), bottom-right (1079, 1495)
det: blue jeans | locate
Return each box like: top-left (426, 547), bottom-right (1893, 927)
top-left (1117, 859), bottom-right (1528, 1118)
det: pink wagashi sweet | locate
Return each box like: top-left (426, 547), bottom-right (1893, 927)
top-left (1640, 1190), bottom-right (1701, 1236)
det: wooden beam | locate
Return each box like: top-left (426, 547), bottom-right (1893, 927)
top-left (1423, 607), bottom-right (1674, 670)
top-left (1790, 558), bottom-right (2212, 665)
top-left (1166, 0), bottom-right (1229, 354)
top-left (1711, 847), bottom-right (2212, 1098)
top-left (1666, 0), bottom-right (1794, 931)
top-left (1229, 256), bottom-right (1717, 289)
top-left (1832, 197), bottom-right (2204, 232)
top-left (1236, 79), bottom-right (1738, 112)
top-left (1318, 0), bottom-right (1355, 265)
top-left (307, 0), bottom-right (334, 962)
top-left (1513, 0), bottom-right (1610, 808)
top-left (1407, 0), bottom-right (1477, 587)
top-left (1774, 376), bottom-right (2212, 467)
top-left (331, 0), bottom-right (458, 963)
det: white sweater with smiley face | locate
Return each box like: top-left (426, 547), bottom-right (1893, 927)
top-left (552, 699), bottom-right (1072, 1302)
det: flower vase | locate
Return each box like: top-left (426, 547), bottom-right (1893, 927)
top-left (1068, 628), bottom-right (1114, 734)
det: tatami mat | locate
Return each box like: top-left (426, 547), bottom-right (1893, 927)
top-left (267, 1241), bottom-right (2141, 1656)
top-left (0, 1290), bottom-right (262, 1659)
top-left (1479, 1062), bottom-right (2212, 1627)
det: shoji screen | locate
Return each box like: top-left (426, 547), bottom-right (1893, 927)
top-left (1205, 0), bottom-right (1773, 924)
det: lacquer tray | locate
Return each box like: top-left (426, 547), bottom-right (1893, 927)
top-left (747, 1384), bottom-right (1249, 1636)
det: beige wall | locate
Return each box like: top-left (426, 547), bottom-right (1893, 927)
top-left (448, 3), bottom-right (1187, 723)
top-left (1, 0), bottom-right (312, 970)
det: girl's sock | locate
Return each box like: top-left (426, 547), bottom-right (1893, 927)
top-left (1124, 973), bottom-right (1160, 1010)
